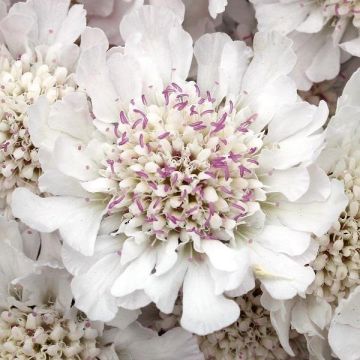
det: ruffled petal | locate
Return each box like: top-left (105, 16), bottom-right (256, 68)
top-left (181, 261), bottom-right (239, 335)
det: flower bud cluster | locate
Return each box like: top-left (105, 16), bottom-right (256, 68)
top-left (0, 50), bottom-right (76, 213)
top-left (0, 305), bottom-right (101, 359)
top-left (198, 290), bottom-right (300, 360)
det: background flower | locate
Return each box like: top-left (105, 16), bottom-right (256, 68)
top-left (0, 0), bottom-right (85, 216)
top-left (251, 0), bottom-right (360, 90)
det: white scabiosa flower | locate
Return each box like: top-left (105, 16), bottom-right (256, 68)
top-left (0, 218), bottom-right (103, 359)
top-left (12, 5), bottom-right (347, 335)
top-left (0, 217), bottom-right (203, 359)
top-left (251, 0), bottom-right (360, 90)
top-left (313, 68), bottom-right (360, 304)
top-left (0, 0), bottom-right (86, 215)
top-left (260, 68), bottom-right (360, 360)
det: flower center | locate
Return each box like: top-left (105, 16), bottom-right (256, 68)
top-left (0, 306), bottom-right (101, 359)
top-left (0, 47), bottom-right (75, 209)
top-left (101, 82), bottom-right (264, 247)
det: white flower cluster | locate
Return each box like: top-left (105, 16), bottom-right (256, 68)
top-left (1, 0), bottom-right (360, 359)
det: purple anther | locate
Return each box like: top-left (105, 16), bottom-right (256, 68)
top-left (158, 132), bottom-right (170, 140)
top-left (120, 111), bottom-right (129, 124)
top-left (108, 195), bottom-right (125, 210)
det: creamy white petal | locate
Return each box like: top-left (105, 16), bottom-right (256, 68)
top-left (202, 239), bottom-right (239, 271)
top-left (194, 32), bottom-right (251, 100)
top-left (260, 291), bottom-right (296, 356)
top-left (71, 253), bottom-right (124, 321)
top-left (144, 259), bottom-right (187, 314)
top-left (181, 261), bottom-right (240, 335)
top-left (251, 244), bottom-right (315, 299)
top-left (306, 37), bottom-right (341, 83)
top-left (120, 5), bottom-right (192, 85)
top-left (11, 188), bottom-right (105, 255)
top-left (256, 225), bottom-right (311, 256)
top-left (48, 92), bottom-right (94, 143)
top-left (111, 250), bottom-right (156, 297)
top-left (261, 167), bottom-right (310, 201)
top-left (253, 2), bottom-right (311, 34)
top-left (76, 27), bottom-right (119, 123)
top-left (127, 327), bottom-right (204, 360)
top-left (273, 180), bottom-right (348, 237)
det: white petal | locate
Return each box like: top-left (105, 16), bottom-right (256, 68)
top-left (341, 36), bottom-right (360, 57)
top-left (111, 250), bottom-right (156, 297)
top-left (76, 27), bottom-right (119, 123)
top-left (306, 37), bottom-right (341, 83)
top-left (154, 234), bottom-right (178, 276)
top-left (81, 178), bottom-right (116, 193)
top-left (251, 244), bottom-right (315, 299)
top-left (289, 30), bottom-right (325, 90)
top-left (332, 286), bottom-right (360, 328)
top-left (202, 240), bottom-right (239, 271)
top-left (127, 327), bottom-right (204, 360)
top-left (0, 235), bottom-right (34, 307)
top-left (254, 2), bottom-right (311, 35)
top-left (296, 7), bottom-right (325, 33)
top-left (181, 261), bottom-right (240, 335)
top-left (120, 5), bottom-right (192, 85)
top-left (48, 92), bottom-right (94, 143)
top-left (297, 165), bottom-right (331, 202)
top-left (72, 253), bottom-right (124, 321)
top-left (265, 101), bottom-right (321, 144)
top-left (53, 136), bottom-right (98, 181)
top-left (116, 290), bottom-right (152, 310)
top-left (256, 225), bottom-right (311, 256)
top-left (11, 188), bottom-right (105, 256)
top-left (338, 67), bottom-right (360, 108)
top-left (273, 180), bottom-right (348, 237)
top-left (120, 238), bottom-right (147, 266)
top-left (106, 307), bottom-right (141, 330)
top-left (28, 96), bottom-right (59, 151)
top-left (242, 31), bottom-right (296, 92)
top-left (150, 0), bottom-right (185, 22)
top-left (260, 291), bottom-right (296, 356)
top-left (145, 259), bottom-right (187, 314)
top-left (39, 170), bottom-right (89, 197)
top-left (291, 300), bottom-right (323, 337)
top-left (62, 235), bottom-right (120, 275)
top-left (55, 4), bottom-right (86, 45)
top-left (194, 32), bottom-right (251, 100)
top-left (261, 167), bottom-right (310, 201)
top-left (106, 52), bottom-right (142, 104)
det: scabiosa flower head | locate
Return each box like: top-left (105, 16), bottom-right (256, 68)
top-left (311, 68), bottom-right (360, 305)
top-left (0, 218), bottom-right (102, 359)
top-left (0, 0), bottom-right (85, 215)
top-left (260, 69), bottom-right (360, 360)
top-left (12, 5), bottom-right (347, 335)
top-left (252, 0), bottom-right (360, 90)
top-left (0, 216), bottom-right (203, 360)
